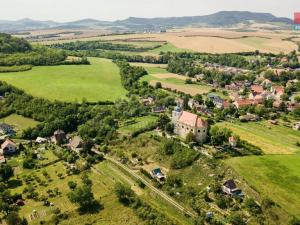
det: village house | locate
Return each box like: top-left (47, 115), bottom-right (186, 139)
top-left (293, 122), bottom-right (300, 131)
top-left (0, 123), bottom-right (16, 137)
top-left (141, 97), bottom-right (154, 106)
top-left (172, 106), bottom-right (208, 143)
top-left (36, 137), bottom-right (48, 144)
top-left (233, 99), bottom-right (254, 109)
top-left (271, 85), bottom-right (284, 100)
top-left (69, 136), bottom-right (84, 153)
top-left (250, 85), bottom-right (264, 97)
top-left (0, 139), bottom-right (17, 155)
top-left (222, 179), bottom-right (243, 196)
top-left (151, 168), bottom-right (166, 182)
top-left (152, 105), bottom-right (166, 114)
top-left (207, 94), bottom-right (225, 109)
top-left (239, 113), bottom-right (260, 122)
top-left (51, 130), bottom-right (66, 145)
top-left (228, 136), bottom-right (237, 147)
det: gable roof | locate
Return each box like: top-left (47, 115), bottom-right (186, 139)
top-left (251, 85), bottom-right (264, 94)
top-left (273, 85), bottom-right (284, 94)
top-left (1, 139), bottom-right (16, 149)
top-left (70, 136), bottom-right (83, 148)
top-left (178, 111), bottom-right (207, 128)
top-left (223, 179), bottom-right (237, 190)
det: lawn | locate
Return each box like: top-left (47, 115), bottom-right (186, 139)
top-left (0, 58), bottom-right (127, 103)
top-left (218, 121), bottom-right (300, 154)
top-left (0, 114), bottom-right (39, 134)
top-left (227, 155), bottom-right (300, 218)
top-left (118, 116), bottom-right (158, 136)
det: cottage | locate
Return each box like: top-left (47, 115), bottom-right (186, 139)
top-left (222, 179), bottom-right (242, 196)
top-left (69, 136), bottom-right (84, 153)
top-left (293, 122), bottom-right (300, 131)
top-left (233, 99), bottom-right (254, 109)
top-left (229, 136), bottom-right (237, 147)
top-left (152, 106), bottom-right (166, 114)
top-left (151, 168), bottom-right (166, 182)
top-left (1, 139), bottom-right (17, 155)
top-left (0, 123), bottom-right (16, 137)
top-left (51, 130), bottom-right (66, 145)
top-left (36, 137), bottom-right (48, 144)
top-left (251, 85), bottom-right (264, 95)
top-left (271, 85), bottom-right (284, 99)
top-left (172, 106), bottom-right (207, 143)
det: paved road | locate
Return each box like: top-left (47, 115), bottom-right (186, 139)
top-left (92, 149), bottom-right (196, 218)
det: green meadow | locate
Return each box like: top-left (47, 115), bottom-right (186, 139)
top-left (0, 114), bottom-right (39, 134)
top-left (227, 155), bottom-right (300, 218)
top-left (218, 121), bottom-right (300, 154)
top-left (0, 58), bottom-right (127, 103)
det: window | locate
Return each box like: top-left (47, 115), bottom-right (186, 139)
top-left (182, 126), bottom-right (184, 128)
top-left (203, 130), bottom-right (206, 133)
top-left (198, 130), bottom-right (200, 133)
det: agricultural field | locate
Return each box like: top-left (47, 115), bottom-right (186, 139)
top-left (118, 116), bottom-right (158, 136)
top-left (0, 114), bottom-right (39, 134)
top-left (0, 58), bottom-right (127, 103)
top-left (140, 65), bottom-right (212, 96)
top-left (227, 155), bottom-right (300, 218)
top-left (218, 121), bottom-right (300, 154)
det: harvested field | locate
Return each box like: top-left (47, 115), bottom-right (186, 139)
top-left (149, 80), bottom-right (211, 95)
top-left (151, 73), bottom-right (188, 80)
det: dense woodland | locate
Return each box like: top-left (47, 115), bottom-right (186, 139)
top-left (0, 34), bottom-right (89, 68)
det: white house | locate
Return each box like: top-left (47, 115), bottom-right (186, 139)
top-left (0, 139), bottom-right (17, 155)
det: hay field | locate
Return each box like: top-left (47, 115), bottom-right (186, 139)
top-left (0, 58), bottom-right (127, 103)
top-left (218, 121), bottom-right (300, 154)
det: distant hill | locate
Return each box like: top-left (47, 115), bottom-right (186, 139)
top-left (0, 11), bottom-right (293, 32)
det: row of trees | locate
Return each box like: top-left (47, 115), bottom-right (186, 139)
top-left (50, 40), bottom-right (162, 52)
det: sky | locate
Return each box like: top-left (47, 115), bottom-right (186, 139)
top-left (1, 0), bottom-right (300, 22)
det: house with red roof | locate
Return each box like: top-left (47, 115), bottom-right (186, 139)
top-left (233, 99), bottom-right (254, 109)
top-left (172, 106), bottom-right (208, 143)
top-left (271, 85), bottom-right (284, 100)
top-left (1, 139), bottom-right (17, 155)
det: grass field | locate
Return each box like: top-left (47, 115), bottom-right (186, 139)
top-left (149, 43), bottom-right (191, 54)
top-left (0, 58), bottom-right (127, 103)
top-left (118, 116), bottom-right (158, 136)
top-left (0, 114), bottom-right (39, 134)
top-left (227, 155), bottom-right (300, 218)
top-left (218, 121), bottom-right (300, 154)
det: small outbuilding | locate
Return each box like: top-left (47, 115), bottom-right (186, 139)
top-left (1, 139), bottom-right (18, 155)
top-left (151, 168), bottom-right (166, 182)
top-left (51, 130), bottom-right (66, 145)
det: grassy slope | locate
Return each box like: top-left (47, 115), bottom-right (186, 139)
top-left (218, 121), bottom-right (300, 154)
top-left (0, 58), bottom-right (127, 103)
top-left (118, 116), bottom-right (158, 136)
top-left (0, 114), bottom-right (39, 133)
top-left (227, 155), bottom-right (300, 218)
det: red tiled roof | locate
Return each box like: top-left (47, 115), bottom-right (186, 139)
top-left (235, 99), bottom-right (253, 107)
top-left (178, 111), bottom-right (207, 128)
top-left (1, 139), bottom-right (16, 149)
top-left (251, 85), bottom-right (264, 94)
top-left (273, 86), bottom-right (284, 94)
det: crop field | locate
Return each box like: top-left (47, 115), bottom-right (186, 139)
top-left (0, 58), bottom-right (127, 103)
top-left (227, 155), bottom-right (300, 218)
top-left (218, 121), bottom-right (300, 154)
top-left (0, 114), bottom-right (39, 133)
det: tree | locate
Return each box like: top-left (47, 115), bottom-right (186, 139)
top-left (229, 213), bottom-right (246, 225)
top-left (0, 164), bottom-right (14, 181)
top-left (68, 185), bottom-right (95, 209)
top-left (186, 131), bottom-right (195, 143)
top-left (114, 182), bottom-right (135, 206)
top-left (155, 82), bottom-right (162, 89)
top-left (68, 181), bottom-right (77, 190)
top-left (194, 94), bottom-right (203, 105)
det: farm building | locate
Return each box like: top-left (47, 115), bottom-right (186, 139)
top-left (51, 130), bottom-right (66, 145)
top-left (36, 137), bottom-right (48, 144)
top-left (172, 106), bottom-right (208, 143)
top-left (1, 139), bottom-right (17, 155)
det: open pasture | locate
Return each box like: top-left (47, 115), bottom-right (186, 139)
top-left (0, 114), bottom-right (39, 134)
top-left (227, 155), bottom-right (300, 218)
top-left (0, 58), bottom-right (127, 103)
top-left (218, 121), bottom-right (300, 154)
